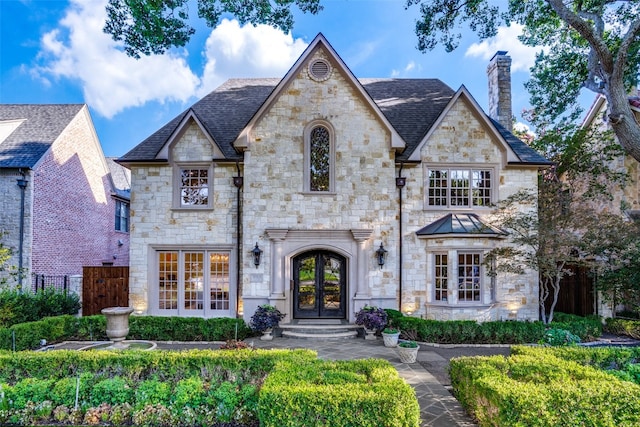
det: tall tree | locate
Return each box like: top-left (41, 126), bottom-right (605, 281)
top-left (407, 0), bottom-right (640, 161)
top-left (104, 1), bottom-right (640, 161)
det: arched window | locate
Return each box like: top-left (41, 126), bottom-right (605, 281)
top-left (305, 122), bottom-right (335, 192)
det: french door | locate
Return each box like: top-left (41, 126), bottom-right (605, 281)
top-left (293, 251), bottom-right (346, 319)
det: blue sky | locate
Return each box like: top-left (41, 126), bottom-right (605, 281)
top-left (1, 0), bottom-right (547, 158)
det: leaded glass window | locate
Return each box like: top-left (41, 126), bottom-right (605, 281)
top-left (309, 126), bottom-right (330, 191)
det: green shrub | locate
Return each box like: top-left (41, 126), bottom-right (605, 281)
top-left (542, 328), bottom-right (581, 346)
top-left (258, 358), bottom-right (420, 427)
top-left (90, 376), bottom-right (133, 406)
top-left (133, 377), bottom-right (171, 410)
top-left (384, 308), bottom-right (404, 327)
top-left (451, 348), bottom-right (640, 426)
top-left (0, 288), bottom-right (80, 328)
top-left (605, 317), bottom-right (640, 339)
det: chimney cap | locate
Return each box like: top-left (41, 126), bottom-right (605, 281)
top-left (491, 50), bottom-right (509, 60)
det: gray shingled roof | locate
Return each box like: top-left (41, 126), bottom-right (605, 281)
top-left (416, 213), bottom-right (507, 237)
top-left (120, 78), bottom-right (548, 165)
top-left (106, 157), bottom-right (131, 200)
top-left (0, 104), bottom-right (84, 168)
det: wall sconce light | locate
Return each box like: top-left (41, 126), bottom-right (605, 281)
top-left (251, 243), bottom-right (263, 268)
top-left (375, 243), bottom-right (387, 269)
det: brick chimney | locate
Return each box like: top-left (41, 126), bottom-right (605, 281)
top-left (487, 51), bottom-right (512, 132)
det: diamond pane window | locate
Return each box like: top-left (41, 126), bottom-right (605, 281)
top-left (309, 126), bottom-right (330, 191)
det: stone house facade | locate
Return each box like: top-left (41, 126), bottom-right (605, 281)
top-left (120, 34), bottom-right (550, 323)
top-left (0, 104), bottom-right (130, 289)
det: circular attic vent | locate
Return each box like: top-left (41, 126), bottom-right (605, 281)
top-left (308, 59), bottom-right (332, 81)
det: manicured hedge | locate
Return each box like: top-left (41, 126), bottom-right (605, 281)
top-left (0, 349), bottom-right (419, 427)
top-left (0, 315), bottom-right (252, 351)
top-left (450, 347), bottom-right (640, 426)
top-left (259, 358), bottom-right (420, 427)
top-left (393, 313), bottom-right (602, 344)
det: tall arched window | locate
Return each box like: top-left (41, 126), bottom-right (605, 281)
top-left (305, 122), bottom-right (335, 192)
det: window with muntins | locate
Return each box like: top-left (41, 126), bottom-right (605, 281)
top-left (310, 125), bottom-right (331, 191)
top-left (427, 168), bottom-right (492, 207)
top-left (434, 253), bottom-right (448, 301)
top-left (458, 253), bottom-right (481, 302)
top-left (157, 250), bottom-right (231, 315)
top-left (115, 200), bottom-right (129, 232)
top-left (179, 167), bottom-right (209, 207)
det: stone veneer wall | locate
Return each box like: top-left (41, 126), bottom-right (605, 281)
top-left (241, 49), bottom-right (398, 320)
top-left (400, 96), bottom-right (540, 321)
top-left (0, 168), bottom-right (33, 287)
top-left (128, 121), bottom-right (238, 314)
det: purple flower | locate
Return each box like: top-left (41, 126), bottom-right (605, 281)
top-left (355, 306), bottom-right (388, 331)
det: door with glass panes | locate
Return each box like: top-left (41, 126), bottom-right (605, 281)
top-left (293, 251), bottom-right (346, 319)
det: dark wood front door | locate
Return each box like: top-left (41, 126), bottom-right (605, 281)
top-left (293, 251), bottom-right (346, 319)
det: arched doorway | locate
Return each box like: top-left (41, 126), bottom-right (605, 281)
top-left (293, 251), bottom-right (346, 319)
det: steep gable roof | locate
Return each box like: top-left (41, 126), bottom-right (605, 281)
top-left (0, 104), bottom-right (84, 168)
top-left (120, 34), bottom-right (547, 166)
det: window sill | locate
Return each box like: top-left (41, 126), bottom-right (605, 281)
top-left (300, 191), bottom-right (337, 196)
top-left (171, 207), bottom-right (214, 211)
top-left (426, 303), bottom-right (493, 309)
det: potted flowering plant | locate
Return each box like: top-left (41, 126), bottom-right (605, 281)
top-left (382, 327), bottom-right (401, 347)
top-left (397, 340), bottom-right (420, 363)
top-left (355, 305), bottom-right (388, 340)
top-left (249, 304), bottom-right (285, 340)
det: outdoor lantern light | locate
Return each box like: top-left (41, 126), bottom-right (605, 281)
top-left (375, 243), bottom-right (387, 269)
top-left (251, 243), bottom-right (263, 268)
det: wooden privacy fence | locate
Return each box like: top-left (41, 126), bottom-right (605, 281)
top-left (82, 266), bottom-right (129, 316)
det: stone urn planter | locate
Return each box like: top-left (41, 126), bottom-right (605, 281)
top-left (261, 328), bottom-right (274, 341)
top-left (364, 328), bottom-right (377, 340)
top-left (102, 306), bottom-right (134, 349)
top-left (397, 340), bottom-right (420, 363)
top-left (382, 328), bottom-right (400, 347)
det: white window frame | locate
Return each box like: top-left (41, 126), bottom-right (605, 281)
top-left (173, 163), bottom-right (213, 209)
top-left (303, 120), bottom-right (336, 193)
top-left (430, 250), bottom-right (486, 305)
top-left (152, 246), bottom-right (235, 317)
top-left (424, 164), bottom-right (496, 209)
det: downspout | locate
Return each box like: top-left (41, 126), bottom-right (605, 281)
top-left (16, 170), bottom-right (29, 290)
top-left (232, 160), bottom-right (244, 318)
top-left (395, 163), bottom-right (406, 312)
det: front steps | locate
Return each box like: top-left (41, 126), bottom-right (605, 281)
top-left (278, 319), bottom-right (362, 340)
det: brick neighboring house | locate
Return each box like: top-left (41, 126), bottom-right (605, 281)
top-left (120, 34), bottom-right (551, 323)
top-left (0, 104), bottom-right (130, 289)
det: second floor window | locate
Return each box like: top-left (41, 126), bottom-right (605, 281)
top-left (309, 125), bottom-right (331, 191)
top-left (427, 168), bottom-right (492, 208)
top-left (178, 166), bottom-right (210, 208)
top-left (115, 200), bottom-right (129, 232)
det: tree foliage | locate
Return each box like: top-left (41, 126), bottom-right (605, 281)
top-left (407, 0), bottom-right (640, 162)
top-left (103, 1), bottom-right (640, 160)
top-left (487, 122), bottom-right (629, 324)
top-left (104, 0), bottom-right (322, 58)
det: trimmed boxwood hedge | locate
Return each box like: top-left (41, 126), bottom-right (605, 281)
top-left (258, 358), bottom-right (420, 427)
top-left (450, 346), bottom-right (640, 426)
top-left (0, 349), bottom-right (419, 427)
top-left (0, 315), bottom-right (252, 351)
top-left (392, 313), bottom-right (602, 344)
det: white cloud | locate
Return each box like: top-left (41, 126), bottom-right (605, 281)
top-left (34, 0), bottom-right (200, 118)
top-left (391, 60), bottom-right (420, 78)
top-left (464, 24), bottom-right (539, 72)
top-left (198, 20), bottom-right (308, 96)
